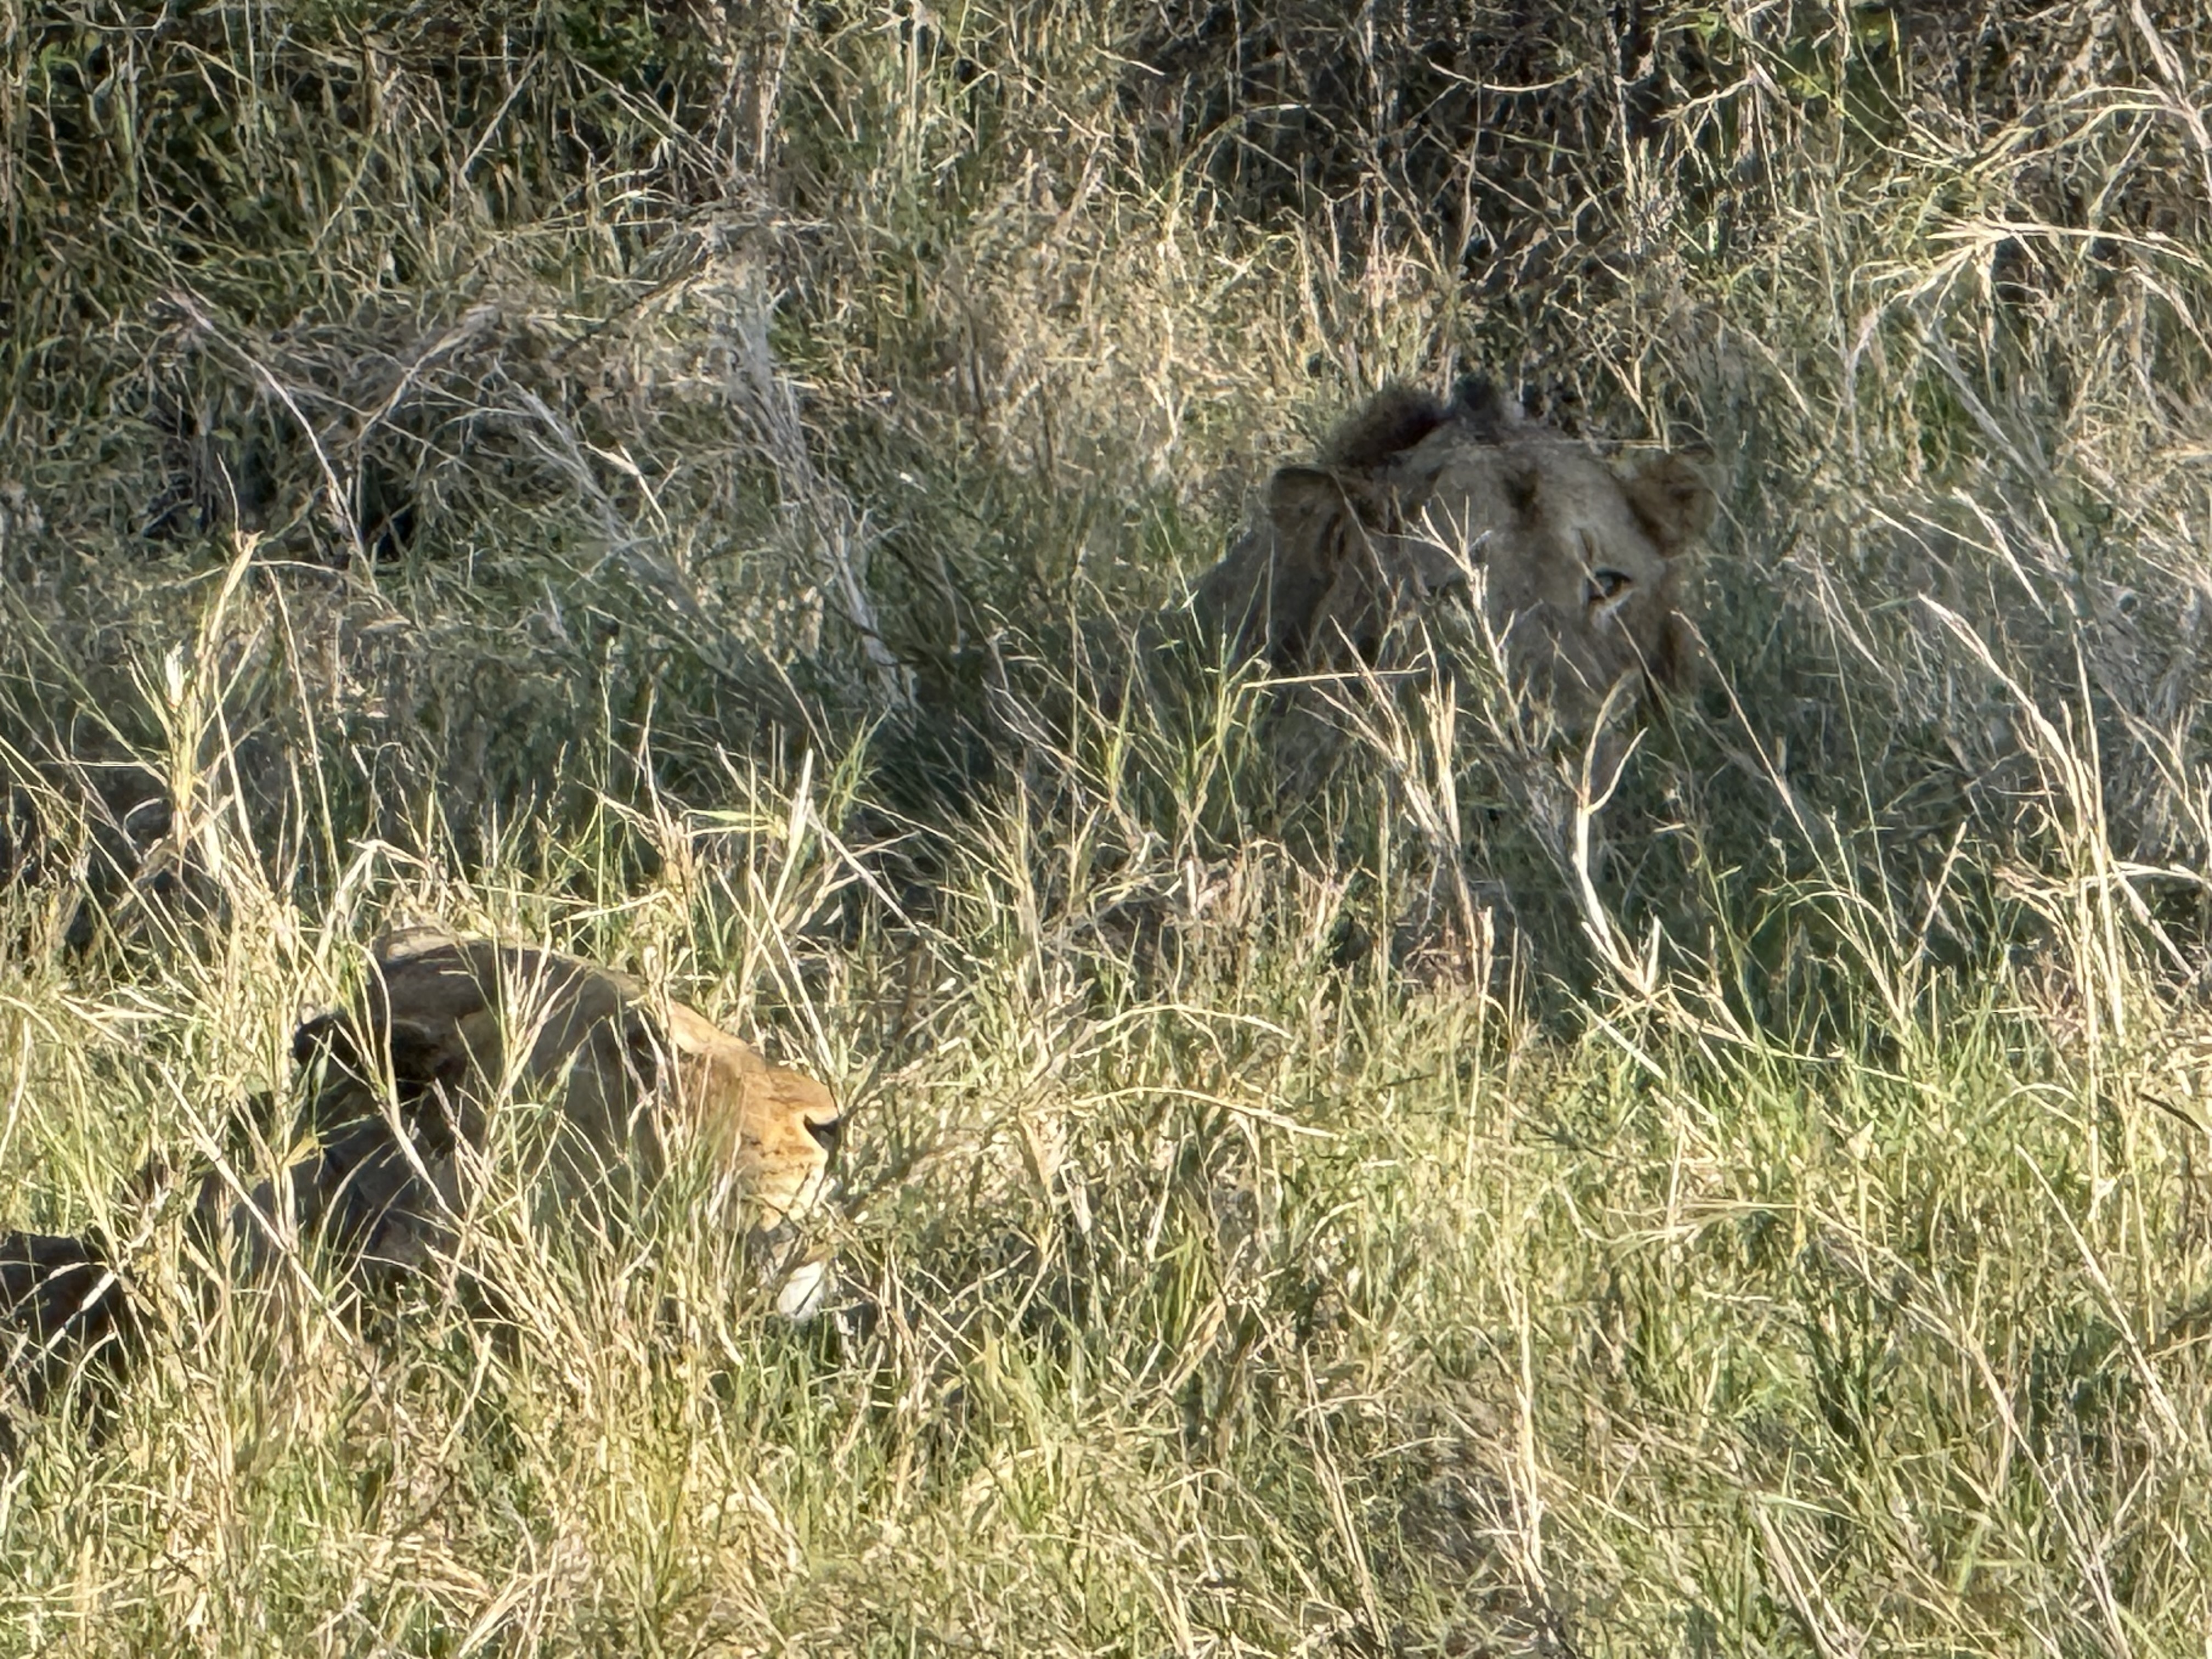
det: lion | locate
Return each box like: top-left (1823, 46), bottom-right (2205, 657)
top-left (1194, 378), bottom-right (1713, 721)
top-left (2, 929), bottom-right (847, 1452)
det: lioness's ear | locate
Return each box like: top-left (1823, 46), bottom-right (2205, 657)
top-left (295, 1008), bottom-right (457, 1090)
top-left (292, 1009), bottom-right (343, 1071)
top-left (382, 1019), bottom-right (462, 1089)
top-left (1625, 453), bottom-right (1714, 554)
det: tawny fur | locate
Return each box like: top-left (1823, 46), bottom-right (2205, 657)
top-left (255, 927), bottom-right (843, 1283)
top-left (3, 933), bottom-right (844, 1449)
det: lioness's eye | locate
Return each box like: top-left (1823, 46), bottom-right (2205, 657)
top-left (1587, 569), bottom-right (1632, 604)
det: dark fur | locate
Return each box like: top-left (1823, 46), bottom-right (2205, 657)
top-left (0, 1230), bottom-right (142, 1458)
top-left (1320, 386), bottom-right (1449, 472)
top-left (1316, 377), bottom-right (1521, 479)
top-left (1447, 375), bottom-right (1517, 441)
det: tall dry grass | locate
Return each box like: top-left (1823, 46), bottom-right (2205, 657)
top-left (7, 0), bottom-right (2212, 1652)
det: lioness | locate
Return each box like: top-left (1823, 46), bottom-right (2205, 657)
top-left (1, 929), bottom-right (845, 1450)
top-left (1195, 378), bottom-right (1713, 720)
top-left (233, 927), bottom-right (845, 1304)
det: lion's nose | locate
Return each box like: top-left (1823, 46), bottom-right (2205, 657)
top-left (806, 1116), bottom-right (843, 1156)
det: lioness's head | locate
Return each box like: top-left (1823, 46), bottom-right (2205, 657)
top-left (1196, 378), bottom-right (1714, 721)
top-left (655, 999), bottom-right (843, 1226)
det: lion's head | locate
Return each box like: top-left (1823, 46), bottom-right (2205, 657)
top-left (1194, 379), bottom-right (1713, 721)
top-left (245, 929), bottom-right (842, 1308)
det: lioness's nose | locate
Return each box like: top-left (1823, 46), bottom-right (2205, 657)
top-left (806, 1116), bottom-right (842, 1155)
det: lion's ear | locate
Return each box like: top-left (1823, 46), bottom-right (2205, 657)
top-left (1266, 465), bottom-right (1350, 521)
top-left (1269, 464), bottom-right (1395, 535)
top-left (1625, 453), bottom-right (1714, 555)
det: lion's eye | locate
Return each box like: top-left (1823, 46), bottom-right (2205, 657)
top-left (806, 1118), bottom-right (842, 1155)
top-left (1586, 569), bottom-right (1632, 605)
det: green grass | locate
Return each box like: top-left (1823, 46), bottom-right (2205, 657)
top-left (9, 0), bottom-right (2212, 1651)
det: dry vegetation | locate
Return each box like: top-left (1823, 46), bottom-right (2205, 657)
top-left (8, 0), bottom-right (2212, 1651)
